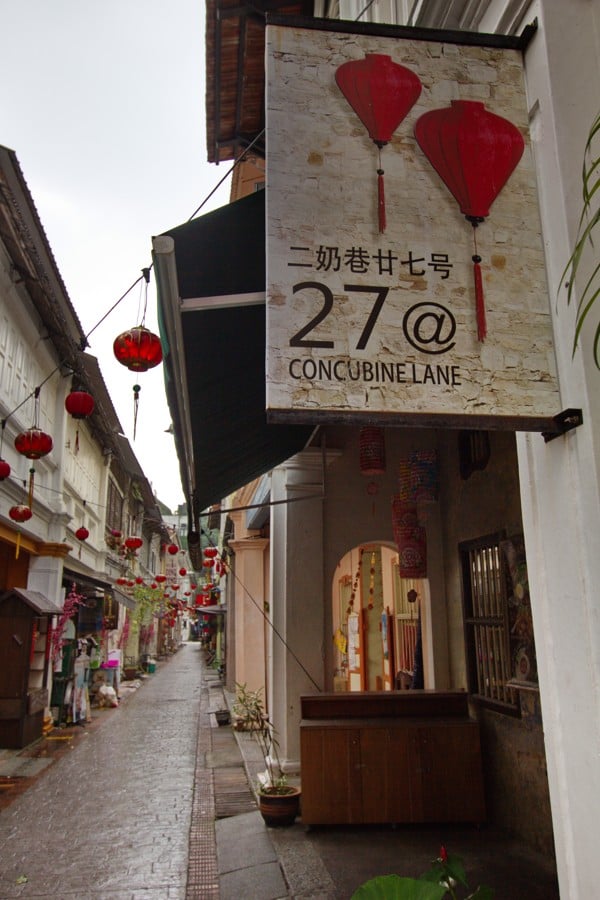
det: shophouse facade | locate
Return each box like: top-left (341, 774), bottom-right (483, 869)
top-left (155, 2), bottom-right (599, 896)
top-left (0, 145), bottom-right (171, 740)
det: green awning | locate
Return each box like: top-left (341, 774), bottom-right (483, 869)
top-left (153, 191), bottom-right (312, 514)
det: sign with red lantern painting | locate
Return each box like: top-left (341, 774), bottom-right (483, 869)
top-left (265, 22), bottom-right (560, 429)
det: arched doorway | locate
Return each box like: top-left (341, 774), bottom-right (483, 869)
top-left (332, 543), bottom-right (427, 693)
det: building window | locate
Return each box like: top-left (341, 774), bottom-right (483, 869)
top-left (460, 532), bottom-right (519, 714)
top-left (106, 479), bottom-right (123, 532)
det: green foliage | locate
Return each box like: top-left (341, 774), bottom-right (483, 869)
top-left (233, 682), bottom-right (287, 791)
top-left (351, 850), bottom-right (494, 900)
top-left (562, 110), bottom-right (600, 365)
top-left (352, 875), bottom-right (447, 900)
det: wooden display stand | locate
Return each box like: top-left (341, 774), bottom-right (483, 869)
top-left (300, 691), bottom-right (485, 825)
top-left (0, 589), bottom-right (60, 748)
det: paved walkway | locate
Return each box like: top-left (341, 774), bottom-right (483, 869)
top-left (0, 643), bottom-right (560, 899)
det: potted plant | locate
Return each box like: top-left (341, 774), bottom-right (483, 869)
top-left (351, 847), bottom-right (493, 900)
top-left (233, 682), bottom-right (301, 826)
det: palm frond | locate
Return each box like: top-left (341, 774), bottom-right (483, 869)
top-left (561, 111), bottom-right (600, 364)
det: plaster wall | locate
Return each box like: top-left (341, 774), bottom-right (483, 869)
top-left (503, 1), bottom-right (600, 894)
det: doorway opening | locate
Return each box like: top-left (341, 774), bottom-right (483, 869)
top-left (332, 543), bottom-right (428, 693)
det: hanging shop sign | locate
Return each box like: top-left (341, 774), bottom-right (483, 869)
top-left (265, 22), bottom-right (560, 430)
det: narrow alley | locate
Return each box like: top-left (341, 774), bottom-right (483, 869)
top-left (0, 644), bottom-right (559, 899)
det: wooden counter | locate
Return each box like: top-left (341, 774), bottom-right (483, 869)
top-left (300, 691), bottom-right (485, 825)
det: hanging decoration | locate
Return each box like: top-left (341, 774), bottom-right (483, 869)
top-left (167, 543), bottom-right (179, 555)
top-left (113, 269), bottom-right (163, 438)
top-left (9, 504), bottom-right (32, 559)
top-left (391, 498), bottom-right (427, 578)
top-left (113, 325), bottom-right (163, 372)
top-left (75, 526), bottom-right (89, 542)
top-left (0, 420), bottom-right (10, 480)
top-left (14, 388), bottom-right (53, 507)
top-left (65, 390), bottom-right (95, 453)
top-left (123, 536), bottom-right (144, 553)
top-left (399, 450), bottom-right (439, 504)
top-left (414, 100), bottom-right (525, 341)
top-left (335, 54), bottom-right (422, 233)
top-left (359, 426), bottom-right (386, 476)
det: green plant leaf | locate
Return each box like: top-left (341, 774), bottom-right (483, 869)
top-left (467, 886), bottom-right (495, 900)
top-left (351, 875), bottom-right (447, 900)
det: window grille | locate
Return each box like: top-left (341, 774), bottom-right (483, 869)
top-left (460, 533), bottom-right (518, 713)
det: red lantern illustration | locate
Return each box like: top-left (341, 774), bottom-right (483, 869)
top-left (0, 459), bottom-right (10, 480)
top-left (65, 390), bottom-right (95, 454)
top-left (75, 526), bottom-right (89, 542)
top-left (336, 54), bottom-right (422, 233)
top-left (415, 100), bottom-right (525, 341)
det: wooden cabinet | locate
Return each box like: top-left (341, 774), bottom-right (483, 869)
top-left (300, 692), bottom-right (485, 825)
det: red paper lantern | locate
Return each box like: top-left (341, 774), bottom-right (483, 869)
top-left (9, 504), bottom-right (32, 559)
top-left (179, 567), bottom-right (187, 576)
top-left (75, 526), bottom-right (89, 541)
top-left (359, 427), bottom-right (386, 476)
top-left (124, 536), bottom-right (143, 550)
top-left (167, 543), bottom-right (178, 555)
top-left (15, 428), bottom-right (53, 460)
top-left (203, 558), bottom-right (214, 569)
top-left (135, 577), bottom-right (144, 585)
top-left (151, 582), bottom-right (157, 590)
top-left (0, 459), bottom-right (10, 480)
top-left (336, 54), bottom-right (421, 233)
top-left (111, 529), bottom-right (122, 538)
top-left (9, 505), bottom-right (32, 523)
top-left (65, 391), bottom-right (95, 419)
top-left (113, 326), bottom-right (163, 372)
top-left (204, 546), bottom-right (218, 558)
top-left (116, 577), bottom-right (127, 586)
top-left (415, 100), bottom-right (525, 341)
top-left (155, 574), bottom-right (167, 583)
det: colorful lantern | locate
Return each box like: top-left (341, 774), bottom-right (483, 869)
top-left (167, 543), bottom-right (178, 555)
top-left (65, 391), bottom-right (95, 454)
top-left (336, 54), bottom-right (422, 233)
top-left (113, 326), bottom-right (163, 372)
top-left (415, 100), bottom-right (525, 341)
top-left (0, 459), bottom-right (10, 480)
top-left (9, 504), bottom-right (32, 559)
top-left (359, 427), bottom-right (386, 476)
top-left (65, 391), bottom-right (95, 419)
top-left (75, 526), bottom-right (89, 541)
top-left (204, 546), bottom-right (218, 558)
top-left (179, 567), bottom-right (187, 576)
top-left (9, 504), bottom-right (32, 523)
top-left (124, 536), bottom-right (143, 551)
top-left (155, 573), bottom-right (167, 583)
top-left (15, 428), bottom-right (53, 460)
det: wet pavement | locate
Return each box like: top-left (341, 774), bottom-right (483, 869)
top-left (0, 643), bottom-right (560, 899)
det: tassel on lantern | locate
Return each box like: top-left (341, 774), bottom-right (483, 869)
top-left (472, 254), bottom-right (486, 342)
top-left (28, 466), bottom-right (35, 508)
top-left (133, 384), bottom-right (140, 439)
top-left (377, 166), bottom-right (386, 234)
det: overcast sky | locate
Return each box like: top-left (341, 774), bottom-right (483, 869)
top-left (0, 1), bottom-right (231, 511)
